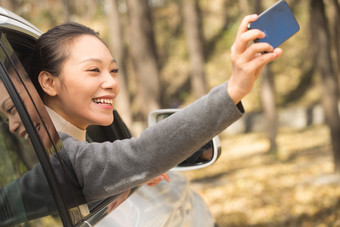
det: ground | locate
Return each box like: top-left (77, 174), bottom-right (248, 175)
top-left (183, 124), bottom-right (340, 227)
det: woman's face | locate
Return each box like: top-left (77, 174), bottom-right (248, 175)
top-left (0, 82), bottom-right (42, 143)
top-left (0, 87), bottom-right (28, 138)
top-left (49, 35), bottom-right (120, 129)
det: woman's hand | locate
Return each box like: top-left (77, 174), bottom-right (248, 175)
top-left (228, 14), bottom-right (283, 104)
top-left (145, 173), bottom-right (170, 187)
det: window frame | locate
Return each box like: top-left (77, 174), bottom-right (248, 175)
top-left (0, 8), bottom-right (141, 225)
top-left (0, 34), bottom-right (75, 227)
top-left (0, 28), bottom-right (139, 227)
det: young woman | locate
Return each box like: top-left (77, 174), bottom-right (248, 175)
top-left (30, 22), bottom-right (170, 187)
top-left (27, 14), bottom-right (282, 202)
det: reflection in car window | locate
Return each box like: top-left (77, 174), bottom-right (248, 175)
top-left (0, 29), bottom-right (138, 226)
top-left (0, 31), bottom-right (95, 225)
top-left (0, 117), bottom-right (62, 226)
top-left (0, 32), bottom-right (60, 154)
top-left (0, 33), bottom-right (65, 226)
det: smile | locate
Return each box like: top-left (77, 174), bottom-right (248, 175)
top-left (92, 98), bottom-right (113, 105)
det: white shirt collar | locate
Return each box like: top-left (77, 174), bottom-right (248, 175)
top-left (45, 106), bottom-right (87, 142)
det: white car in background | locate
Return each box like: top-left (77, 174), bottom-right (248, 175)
top-left (0, 7), bottom-right (221, 226)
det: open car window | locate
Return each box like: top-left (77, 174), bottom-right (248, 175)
top-left (0, 27), bottom-right (137, 226)
top-left (0, 32), bottom-right (66, 226)
top-left (0, 30), bottom-right (102, 226)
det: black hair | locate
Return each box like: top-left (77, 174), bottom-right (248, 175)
top-left (29, 22), bottom-right (102, 98)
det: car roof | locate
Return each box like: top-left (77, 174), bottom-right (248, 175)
top-left (0, 7), bottom-right (42, 38)
top-left (0, 7), bottom-right (43, 70)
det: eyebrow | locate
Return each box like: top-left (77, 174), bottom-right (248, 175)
top-left (1, 97), bottom-right (12, 111)
top-left (79, 58), bottom-right (117, 64)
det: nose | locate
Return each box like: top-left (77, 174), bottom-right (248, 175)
top-left (102, 71), bottom-right (120, 93)
top-left (8, 118), bottom-right (20, 135)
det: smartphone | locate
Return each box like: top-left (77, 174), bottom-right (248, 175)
top-left (247, 0), bottom-right (300, 49)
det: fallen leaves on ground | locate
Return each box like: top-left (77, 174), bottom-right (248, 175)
top-left (183, 125), bottom-right (340, 227)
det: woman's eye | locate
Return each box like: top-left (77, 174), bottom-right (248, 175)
top-left (88, 68), bottom-right (100, 72)
top-left (111, 68), bottom-right (119, 74)
top-left (7, 106), bottom-right (16, 115)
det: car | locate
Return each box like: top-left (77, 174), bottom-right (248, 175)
top-left (0, 7), bottom-right (221, 227)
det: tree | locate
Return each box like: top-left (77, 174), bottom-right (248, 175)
top-left (182, 0), bottom-right (208, 98)
top-left (61, 0), bottom-right (72, 22)
top-left (261, 65), bottom-right (278, 153)
top-left (328, 0), bottom-right (340, 80)
top-left (254, 0), bottom-right (278, 153)
top-left (0, 0), bottom-right (15, 12)
top-left (239, 0), bottom-right (249, 15)
top-left (310, 0), bottom-right (340, 173)
top-left (103, 0), bottom-right (133, 129)
top-left (126, 0), bottom-right (160, 126)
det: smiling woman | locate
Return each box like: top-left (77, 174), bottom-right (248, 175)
top-left (0, 4), bottom-right (292, 225)
top-left (24, 16), bottom-right (282, 200)
top-left (35, 34), bottom-right (120, 130)
top-left (28, 22), bottom-right (170, 188)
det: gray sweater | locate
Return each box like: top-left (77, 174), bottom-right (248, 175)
top-left (59, 82), bottom-right (244, 202)
top-left (0, 82), bottom-right (243, 225)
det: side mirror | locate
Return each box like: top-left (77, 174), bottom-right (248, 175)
top-left (148, 109), bottom-right (221, 171)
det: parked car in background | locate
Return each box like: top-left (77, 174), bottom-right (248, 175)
top-left (0, 7), bottom-right (221, 226)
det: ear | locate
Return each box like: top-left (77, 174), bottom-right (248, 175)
top-left (38, 71), bottom-right (58, 96)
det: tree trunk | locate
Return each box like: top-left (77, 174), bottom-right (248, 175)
top-left (261, 65), bottom-right (278, 153)
top-left (329, 0), bottom-right (340, 82)
top-left (104, 0), bottom-right (133, 130)
top-left (182, 0), bottom-right (207, 98)
top-left (0, 0), bottom-right (14, 12)
top-left (239, 0), bottom-right (249, 15)
top-left (311, 0), bottom-right (340, 173)
top-left (126, 0), bottom-right (160, 125)
top-left (61, 0), bottom-right (72, 22)
top-left (253, 0), bottom-right (262, 14)
top-left (254, 0), bottom-right (278, 153)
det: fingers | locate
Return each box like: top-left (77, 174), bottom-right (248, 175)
top-left (232, 14), bottom-right (263, 54)
top-left (146, 178), bottom-right (159, 187)
top-left (252, 48), bottom-right (282, 67)
top-left (238, 42), bottom-right (274, 64)
top-left (236, 14), bottom-right (258, 40)
top-left (232, 28), bottom-right (266, 60)
top-left (232, 14), bottom-right (283, 63)
top-left (147, 181), bottom-right (157, 187)
top-left (146, 173), bottom-right (171, 187)
top-left (162, 173), bottom-right (171, 182)
top-left (273, 48), bottom-right (283, 56)
top-left (243, 47), bottom-right (283, 81)
top-left (247, 48), bottom-right (282, 71)
top-left (227, 15), bottom-right (284, 104)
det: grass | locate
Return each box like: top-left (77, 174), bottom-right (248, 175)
top-left (183, 124), bottom-right (340, 227)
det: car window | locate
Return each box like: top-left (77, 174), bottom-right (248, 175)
top-left (0, 29), bottom-right (137, 226)
top-left (0, 31), bottom-right (87, 226)
top-left (0, 43), bottom-right (63, 225)
top-left (0, 116), bottom-right (63, 226)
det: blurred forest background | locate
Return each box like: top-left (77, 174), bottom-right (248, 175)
top-left (2, 0), bottom-right (340, 226)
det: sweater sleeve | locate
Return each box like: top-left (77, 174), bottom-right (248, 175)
top-left (58, 82), bottom-right (244, 202)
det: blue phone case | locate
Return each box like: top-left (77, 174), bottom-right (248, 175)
top-left (247, 0), bottom-right (300, 49)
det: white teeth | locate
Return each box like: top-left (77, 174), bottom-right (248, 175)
top-left (93, 98), bottom-right (113, 105)
top-left (24, 133), bottom-right (29, 141)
